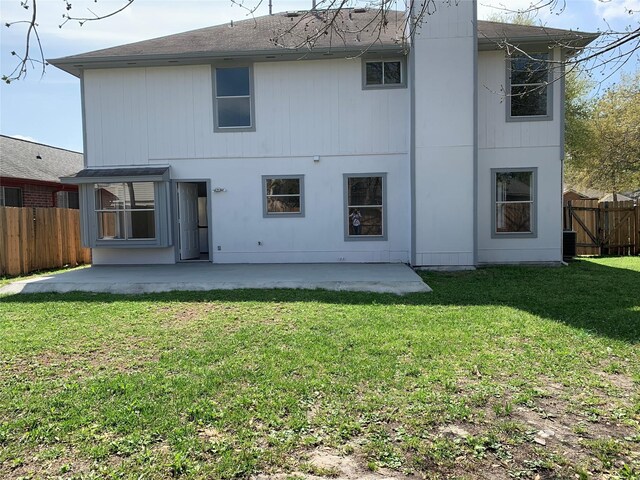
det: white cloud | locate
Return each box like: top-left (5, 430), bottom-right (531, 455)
top-left (2, 0), bottom-right (312, 52)
top-left (9, 134), bottom-right (39, 142)
top-left (2, 1), bottom-right (239, 51)
top-left (593, 0), bottom-right (640, 22)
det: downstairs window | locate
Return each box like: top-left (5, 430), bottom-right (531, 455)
top-left (493, 169), bottom-right (537, 237)
top-left (344, 174), bottom-right (386, 240)
top-left (263, 176), bottom-right (304, 217)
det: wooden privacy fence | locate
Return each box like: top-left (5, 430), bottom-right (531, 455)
top-left (564, 199), bottom-right (640, 256)
top-left (0, 207), bottom-right (91, 277)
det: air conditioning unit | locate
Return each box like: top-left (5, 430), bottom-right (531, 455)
top-left (563, 230), bottom-right (577, 259)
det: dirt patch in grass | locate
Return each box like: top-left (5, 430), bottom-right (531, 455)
top-left (1, 446), bottom-right (94, 480)
top-left (598, 370), bottom-right (636, 391)
top-left (253, 447), bottom-right (412, 480)
top-left (418, 378), bottom-right (639, 479)
top-left (157, 303), bottom-right (244, 324)
top-left (2, 343), bottom-right (159, 381)
top-left (156, 302), bottom-right (298, 332)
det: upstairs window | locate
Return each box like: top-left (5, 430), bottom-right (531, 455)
top-left (363, 60), bottom-right (405, 88)
top-left (493, 169), bottom-right (536, 237)
top-left (508, 53), bottom-right (551, 119)
top-left (214, 66), bottom-right (254, 131)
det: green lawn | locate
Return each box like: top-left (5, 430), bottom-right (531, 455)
top-left (1, 258), bottom-right (639, 479)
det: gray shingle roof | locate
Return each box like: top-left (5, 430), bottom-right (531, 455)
top-left (477, 19), bottom-right (596, 45)
top-left (49, 9), bottom-right (597, 75)
top-left (0, 135), bottom-right (83, 184)
top-left (61, 166), bottom-right (170, 184)
top-left (53, 10), bottom-right (405, 62)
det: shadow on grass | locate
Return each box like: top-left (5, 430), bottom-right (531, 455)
top-left (1, 259), bottom-right (639, 344)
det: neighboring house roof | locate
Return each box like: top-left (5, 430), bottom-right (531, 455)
top-left (599, 193), bottom-right (634, 203)
top-left (564, 186), bottom-right (603, 199)
top-left (0, 135), bottom-right (83, 184)
top-left (49, 9), bottom-right (598, 76)
top-left (624, 189), bottom-right (640, 200)
top-left (562, 187), bottom-right (602, 200)
top-left (564, 186), bottom-right (639, 203)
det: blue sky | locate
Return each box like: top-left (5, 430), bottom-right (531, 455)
top-left (0, 0), bottom-right (638, 152)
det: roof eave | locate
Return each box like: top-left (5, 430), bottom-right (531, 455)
top-left (478, 32), bottom-right (599, 53)
top-left (0, 176), bottom-right (73, 188)
top-left (48, 44), bottom-right (408, 77)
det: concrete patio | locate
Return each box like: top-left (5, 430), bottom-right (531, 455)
top-left (0, 263), bottom-right (431, 295)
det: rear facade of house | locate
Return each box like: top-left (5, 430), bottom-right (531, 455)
top-left (54, 1), bottom-right (596, 267)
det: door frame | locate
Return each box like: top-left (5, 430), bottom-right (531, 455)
top-left (172, 179), bottom-right (212, 263)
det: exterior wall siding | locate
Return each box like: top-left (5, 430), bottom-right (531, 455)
top-left (82, 5), bottom-right (565, 267)
top-left (476, 49), bottom-right (563, 264)
top-left (411, 0), bottom-right (477, 267)
top-left (83, 59), bottom-right (412, 265)
top-left (83, 59), bottom-right (410, 166)
top-left (167, 154), bottom-right (410, 265)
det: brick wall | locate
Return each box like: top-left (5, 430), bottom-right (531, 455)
top-left (21, 184), bottom-right (57, 208)
top-left (1, 179), bottom-right (79, 208)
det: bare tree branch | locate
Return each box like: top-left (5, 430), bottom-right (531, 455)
top-left (2, 0), bottom-right (639, 86)
top-left (2, 0), bottom-right (44, 83)
top-left (2, 0), bottom-right (136, 83)
top-left (59, 0), bottom-right (135, 28)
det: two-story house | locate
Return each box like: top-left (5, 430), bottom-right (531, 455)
top-left (53, 1), bottom-right (596, 267)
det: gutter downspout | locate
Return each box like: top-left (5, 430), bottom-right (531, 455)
top-left (472, 0), bottom-right (479, 267)
top-left (409, 15), bottom-right (417, 267)
top-left (560, 49), bottom-right (567, 257)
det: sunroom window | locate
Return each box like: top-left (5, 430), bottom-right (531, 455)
top-left (95, 182), bottom-right (156, 240)
top-left (60, 166), bottom-right (172, 249)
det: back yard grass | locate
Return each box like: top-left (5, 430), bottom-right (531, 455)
top-left (1, 258), bottom-right (639, 479)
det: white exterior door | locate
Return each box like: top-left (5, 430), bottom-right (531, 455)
top-left (178, 182), bottom-right (200, 260)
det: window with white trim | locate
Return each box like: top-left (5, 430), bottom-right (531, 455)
top-left (214, 66), bottom-right (253, 130)
top-left (263, 176), bottom-right (304, 216)
top-left (95, 182), bottom-right (156, 240)
top-left (364, 60), bottom-right (405, 88)
top-left (508, 53), bottom-right (551, 118)
top-left (0, 186), bottom-right (22, 207)
top-left (56, 191), bottom-right (79, 209)
top-left (345, 175), bottom-right (385, 238)
top-left (494, 170), bottom-right (535, 234)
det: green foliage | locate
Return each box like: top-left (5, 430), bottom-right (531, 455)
top-left (565, 69), bottom-right (596, 165)
top-left (566, 71), bottom-right (640, 195)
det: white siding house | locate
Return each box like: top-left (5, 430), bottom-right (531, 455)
top-left (53, 1), bottom-right (596, 267)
